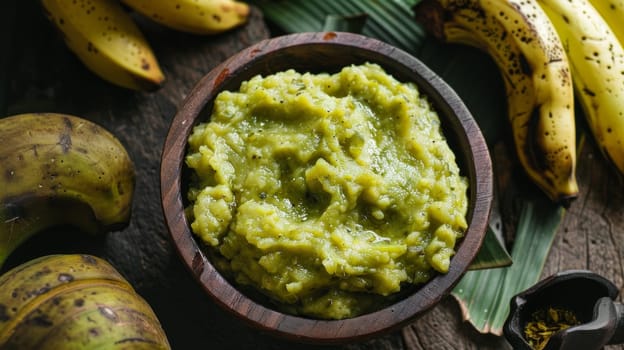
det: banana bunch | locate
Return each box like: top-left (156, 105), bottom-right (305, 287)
top-left (537, 0), bottom-right (624, 176)
top-left (415, 0), bottom-right (579, 204)
top-left (40, 0), bottom-right (249, 91)
top-left (0, 113), bottom-right (135, 268)
top-left (0, 254), bottom-right (170, 349)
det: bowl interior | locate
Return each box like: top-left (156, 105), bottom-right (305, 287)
top-left (161, 32), bottom-right (492, 344)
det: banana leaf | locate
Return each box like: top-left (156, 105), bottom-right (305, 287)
top-left (253, 0), bottom-right (425, 56)
top-left (452, 198), bottom-right (564, 335)
top-left (322, 14), bottom-right (368, 33)
top-left (250, 0), bottom-right (565, 335)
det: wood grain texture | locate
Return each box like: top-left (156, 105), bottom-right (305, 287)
top-left (3, 1), bottom-right (623, 348)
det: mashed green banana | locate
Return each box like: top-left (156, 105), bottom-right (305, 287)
top-left (185, 63), bottom-right (468, 319)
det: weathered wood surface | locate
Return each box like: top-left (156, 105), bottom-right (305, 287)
top-left (3, 1), bottom-right (623, 349)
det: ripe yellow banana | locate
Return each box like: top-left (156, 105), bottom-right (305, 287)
top-left (120, 0), bottom-right (250, 35)
top-left (537, 0), bottom-right (624, 176)
top-left (40, 0), bottom-right (165, 91)
top-left (587, 0), bottom-right (624, 45)
top-left (0, 113), bottom-right (135, 268)
top-left (0, 254), bottom-right (170, 349)
top-left (415, 0), bottom-right (578, 204)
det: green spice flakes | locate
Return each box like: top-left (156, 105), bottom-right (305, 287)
top-left (524, 307), bottom-right (580, 350)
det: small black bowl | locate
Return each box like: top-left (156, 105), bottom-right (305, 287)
top-left (504, 269), bottom-right (621, 350)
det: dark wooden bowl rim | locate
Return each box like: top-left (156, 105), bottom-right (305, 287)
top-left (160, 31), bottom-right (493, 344)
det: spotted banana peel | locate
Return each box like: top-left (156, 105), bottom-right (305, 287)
top-left (0, 254), bottom-right (170, 349)
top-left (40, 0), bottom-right (251, 90)
top-left (0, 113), bottom-right (135, 268)
top-left (40, 0), bottom-right (165, 91)
top-left (120, 0), bottom-right (250, 35)
top-left (415, 0), bottom-right (578, 204)
top-left (537, 0), bottom-right (624, 177)
top-left (587, 0), bottom-right (624, 46)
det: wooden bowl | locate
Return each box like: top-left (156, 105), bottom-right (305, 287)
top-left (160, 32), bottom-right (493, 344)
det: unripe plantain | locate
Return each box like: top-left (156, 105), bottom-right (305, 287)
top-left (40, 0), bottom-right (165, 91)
top-left (121, 0), bottom-right (250, 35)
top-left (0, 254), bottom-right (170, 349)
top-left (415, 0), bottom-right (578, 204)
top-left (0, 113), bottom-right (135, 268)
top-left (537, 0), bottom-right (624, 176)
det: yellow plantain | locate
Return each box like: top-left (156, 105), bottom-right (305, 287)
top-left (415, 0), bottom-right (578, 204)
top-left (121, 0), bottom-right (250, 35)
top-left (587, 0), bottom-right (624, 45)
top-left (0, 113), bottom-right (135, 268)
top-left (537, 0), bottom-right (624, 176)
top-left (40, 0), bottom-right (165, 91)
top-left (0, 254), bottom-right (170, 349)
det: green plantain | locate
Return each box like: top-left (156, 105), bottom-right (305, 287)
top-left (415, 0), bottom-right (578, 204)
top-left (0, 113), bottom-right (135, 268)
top-left (0, 254), bottom-right (170, 349)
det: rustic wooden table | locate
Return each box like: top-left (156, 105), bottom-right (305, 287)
top-left (3, 2), bottom-right (623, 349)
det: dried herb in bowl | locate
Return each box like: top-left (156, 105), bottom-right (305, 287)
top-left (524, 306), bottom-right (580, 350)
